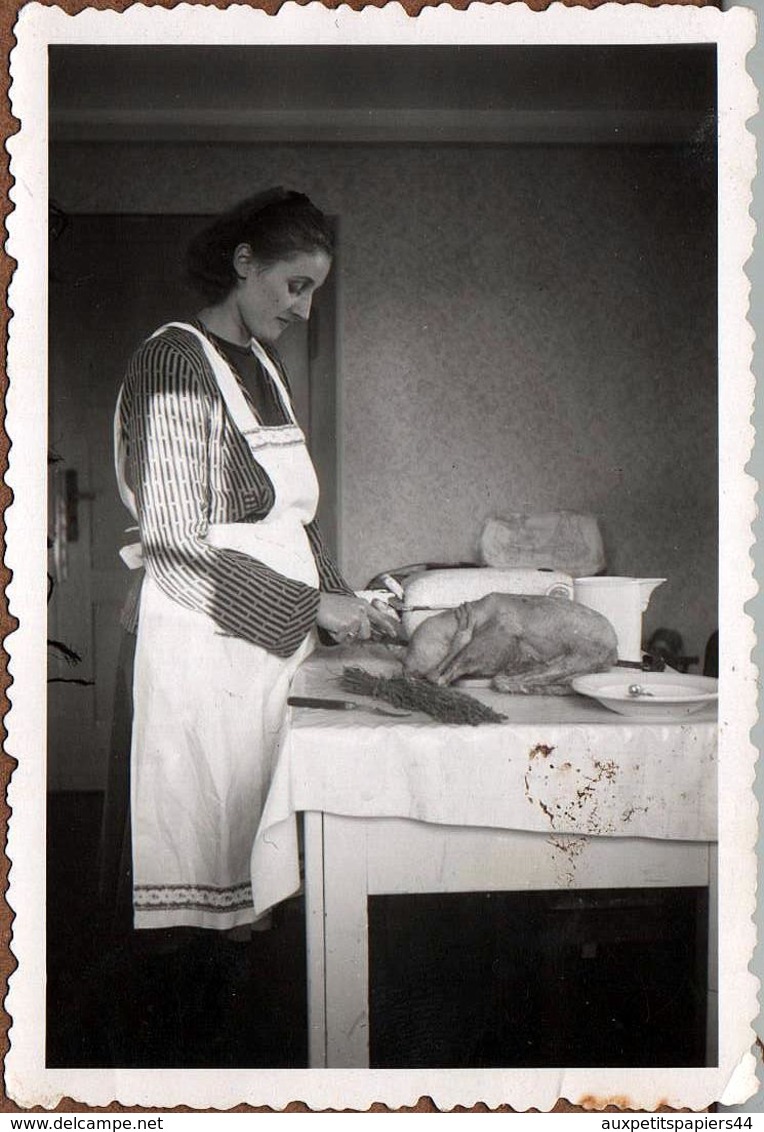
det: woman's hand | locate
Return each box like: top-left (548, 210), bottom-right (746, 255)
top-left (317, 593), bottom-right (399, 643)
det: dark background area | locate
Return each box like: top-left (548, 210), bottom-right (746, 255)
top-left (48, 794), bottom-right (708, 1069)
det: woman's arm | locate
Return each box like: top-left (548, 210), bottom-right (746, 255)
top-left (125, 334), bottom-right (320, 657)
top-left (304, 519), bottom-right (354, 595)
top-left (260, 345), bottom-right (354, 599)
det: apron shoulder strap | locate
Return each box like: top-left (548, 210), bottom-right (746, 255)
top-left (248, 339), bottom-right (298, 427)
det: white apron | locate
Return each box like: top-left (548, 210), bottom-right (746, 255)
top-left (115, 322), bottom-right (319, 930)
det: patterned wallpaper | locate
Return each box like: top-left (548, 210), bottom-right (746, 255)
top-left (51, 142), bottom-right (717, 659)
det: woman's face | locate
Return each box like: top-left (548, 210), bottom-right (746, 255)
top-left (233, 246), bottom-right (332, 343)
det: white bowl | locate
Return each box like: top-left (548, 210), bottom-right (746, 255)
top-left (571, 671), bottom-right (718, 718)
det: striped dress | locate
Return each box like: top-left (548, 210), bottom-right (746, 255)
top-left (118, 321), bottom-right (352, 655)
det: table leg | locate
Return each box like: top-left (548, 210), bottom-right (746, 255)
top-left (706, 842), bottom-right (719, 1065)
top-left (322, 813), bottom-right (371, 1068)
top-left (304, 811), bottom-right (327, 1068)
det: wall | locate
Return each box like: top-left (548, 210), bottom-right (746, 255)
top-left (50, 141), bottom-right (717, 659)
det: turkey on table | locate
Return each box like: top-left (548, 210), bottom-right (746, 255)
top-left (404, 593), bottom-right (618, 695)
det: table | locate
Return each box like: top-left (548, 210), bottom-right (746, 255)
top-left (252, 647), bottom-right (718, 1069)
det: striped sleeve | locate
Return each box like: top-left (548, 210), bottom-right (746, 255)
top-left (305, 520), bottom-right (354, 595)
top-left (124, 334), bottom-right (320, 657)
top-left (263, 346), bottom-right (354, 597)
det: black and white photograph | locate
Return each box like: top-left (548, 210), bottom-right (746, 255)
top-left (4, 0), bottom-right (758, 1114)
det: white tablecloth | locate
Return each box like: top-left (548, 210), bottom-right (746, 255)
top-left (251, 648), bottom-right (717, 914)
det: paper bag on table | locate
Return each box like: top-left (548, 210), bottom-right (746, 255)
top-left (478, 511), bottom-right (605, 578)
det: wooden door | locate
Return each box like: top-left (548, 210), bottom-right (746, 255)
top-left (48, 214), bottom-right (338, 792)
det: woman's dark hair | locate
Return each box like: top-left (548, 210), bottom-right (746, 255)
top-left (186, 188), bottom-right (334, 303)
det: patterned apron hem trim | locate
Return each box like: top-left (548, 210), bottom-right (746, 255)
top-left (135, 883), bottom-right (253, 912)
top-left (134, 900), bottom-right (255, 914)
top-left (136, 882), bottom-right (252, 892)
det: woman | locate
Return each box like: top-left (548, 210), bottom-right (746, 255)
top-left (113, 188), bottom-right (395, 936)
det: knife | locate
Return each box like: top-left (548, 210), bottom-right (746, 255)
top-left (400, 605), bottom-right (455, 614)
top-left (616, 656), bottom-right (667, 672)
top-left (288, 696), bottom-right (410, 718)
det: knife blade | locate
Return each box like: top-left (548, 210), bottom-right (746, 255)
top-left (400, 605), bottom-right (455, 614)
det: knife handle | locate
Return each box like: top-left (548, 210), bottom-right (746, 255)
top-left (288, 696), bottom-right (355, 710)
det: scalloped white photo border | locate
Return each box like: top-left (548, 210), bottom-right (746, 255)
top-left (4, 1), bottom-right (759, 1113)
